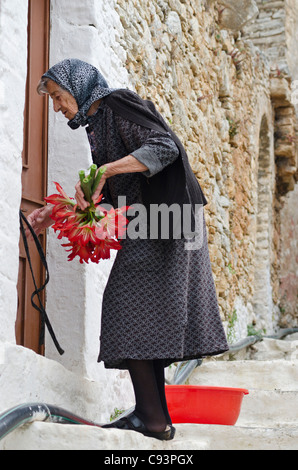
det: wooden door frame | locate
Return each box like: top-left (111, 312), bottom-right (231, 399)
top-left (22, 0), bottom-right (49, 198)
top-left (16, 0), bottom-right (50, 354)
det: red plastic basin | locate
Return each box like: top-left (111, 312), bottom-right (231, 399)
top-left (165, 385), bottom-right (249, 426)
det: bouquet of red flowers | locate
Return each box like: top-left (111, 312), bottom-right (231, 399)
top-left (45, 164), bottom-right (129, 264)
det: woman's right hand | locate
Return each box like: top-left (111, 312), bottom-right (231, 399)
top-left (74, 165), bottom-right (109, 210)
top-left (74, 180), bottom-right (90, 211)
top-left (25, 205), bottom-right (53, 240)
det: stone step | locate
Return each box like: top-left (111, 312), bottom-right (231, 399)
top-left (2, 338), bottom-right (298, 450)
top-left (250, 336), bottom-right (298, 361)
top-left (176, 424), bottom-right (298, 451)
top-left (188, 359), bottom-right (298, 391)
top-left (1, 420), bottom-right (298, 451)
top-left (0, 421), bottom-right (208, 451)
top-left (238, 389), bottom-right (298, 428)
top-left (2, 388), bottom-right (297, 449)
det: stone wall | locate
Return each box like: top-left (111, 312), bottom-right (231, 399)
top-left (243, 0), bottom-right (288, 72)
top-left (115, 0), bottom-right (280, 337)
top-left (243, 0), bottom-right (298, 80)
top-left (243, 0), bottom-right (298, 327)
top-left (242, 0), bottom-right (298, 195)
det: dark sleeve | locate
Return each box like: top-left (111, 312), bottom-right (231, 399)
top-left (114, 114), bottom-right (179, 178)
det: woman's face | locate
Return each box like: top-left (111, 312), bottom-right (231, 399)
top-left (46, 80), bottom-right (78, 120)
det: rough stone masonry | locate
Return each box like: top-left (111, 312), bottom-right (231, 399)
top-left (114, 0), bottom-right (298, 337)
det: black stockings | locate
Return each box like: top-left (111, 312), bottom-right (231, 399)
top-left (127, 359), bottom-right (172, 433)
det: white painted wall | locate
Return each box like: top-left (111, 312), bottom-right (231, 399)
top-left (0, 0), bottom-right (28, 343)
top-left (45, 0), bottom-right (134, 411)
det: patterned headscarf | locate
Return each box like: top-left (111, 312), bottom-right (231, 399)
top-left (42, 58), bottom-right (115, 129)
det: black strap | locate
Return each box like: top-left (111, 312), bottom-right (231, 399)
top-left (19, 210), bottom-right (64, 355)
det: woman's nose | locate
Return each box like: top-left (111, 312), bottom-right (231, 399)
top-left (53, 101), bottom-right (61, 113)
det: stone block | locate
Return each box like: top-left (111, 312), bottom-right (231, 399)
top-left (166, 10), bottom-right (182, 37)
top-left (275, 142), bottom-right (296, 159)
top-left (270, 77), bottom-right (292, 106)
top-left (218, 0), bottom-right (259, 31)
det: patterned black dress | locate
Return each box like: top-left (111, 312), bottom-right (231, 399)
top-left (86, 100), bottom-right (228, 370)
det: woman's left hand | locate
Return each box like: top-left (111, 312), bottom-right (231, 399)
top-left (25, 205), bottom-right (54, 240)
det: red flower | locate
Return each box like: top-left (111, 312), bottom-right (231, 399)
top-left (91, 238), bottom-right (122, 263)
top-left (45, 182), bottom-right (75, 207)
top-left (95, 206), bottom-right (129, 240)
top-left (67, 223), bottom-right (99, 247)
top-left (62, 242), bottom-right (94, 264)
top-left (45, 182), bottom-right (129, 264)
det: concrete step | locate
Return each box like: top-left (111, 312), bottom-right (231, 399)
top-left (1, 383), bottom-right (297, 450)
top-left (187, 352), bottom-right (298, 431)
top-left (2, 338), bottom-right (298, 450)
top-left (238, 389), bottom-right (298, 428)
top-left (188, 359), bottom-right (298, 391)
top-left (0, 421), bottom-right (208, 451)
top-left (176, 424), bottom-right (298, 451)
top-left (250, 336), bottom-right (298, 361)
top-left (1, 420), bottom-right (298, 450)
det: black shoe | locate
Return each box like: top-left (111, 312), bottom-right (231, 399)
top-left (169, 424), bottom-right (176, 439)
top-left (102, 412), bottom-right (175, 441)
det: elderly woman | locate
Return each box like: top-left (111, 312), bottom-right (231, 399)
top-left (28, 59), bottom-right (228, 441)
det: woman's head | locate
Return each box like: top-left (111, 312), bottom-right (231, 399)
top-left (37, 59), bottom-right (114, 129)
top-left (38, 78), bottom-right (79, 120)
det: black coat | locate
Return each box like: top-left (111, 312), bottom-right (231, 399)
top-left (105, 89), bottom-right (208, 215)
